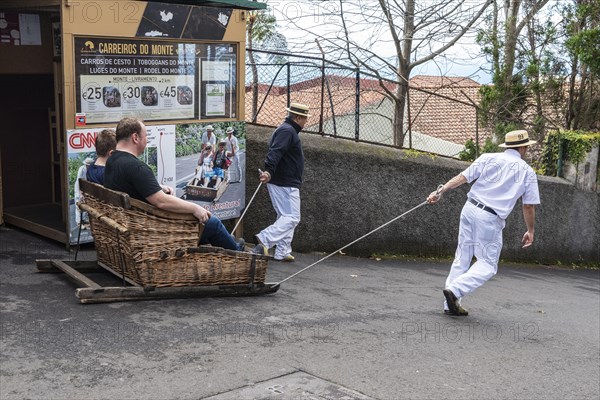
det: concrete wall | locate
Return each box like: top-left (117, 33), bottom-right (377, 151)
top-left (244, 125), bottom-right (600, 265)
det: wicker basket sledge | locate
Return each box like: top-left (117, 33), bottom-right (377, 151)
top-left (78, 180), bottom-right (269, 288)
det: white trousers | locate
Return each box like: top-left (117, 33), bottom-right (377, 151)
top-left (235, 153), bottom-right (242, 181)
top-left (257, 184), bottom-right (301, 260)
top-left (444, 201), bottom-right (505, 309)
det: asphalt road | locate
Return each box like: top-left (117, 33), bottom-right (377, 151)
top-left (1, 226), bottom-right (598, 399)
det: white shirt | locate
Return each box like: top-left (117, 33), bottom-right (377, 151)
top-left (462, 149), bottom-right (540, 219)
top-left (202, 132), bottom-right (216, 148)
top-left (226, 135), bottom-right (239, 156)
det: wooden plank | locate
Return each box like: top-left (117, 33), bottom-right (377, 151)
top-left (36, 259), bottom-right (102, 273)
top-left (76, 283), bottom-right (280, 303)
top-left (3, 212), bottom-right (68, 243)
top-left (96, 261), bottom-right (141, 287)
top-left (50, 260), bottom-right (101, 289)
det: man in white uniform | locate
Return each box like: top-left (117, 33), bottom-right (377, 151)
top-left (201, 125), bottom-right (216, 150)
top-left (427, 130), bottom-right (540, 316)
top-left (225, 126), bottom-right (242, 182)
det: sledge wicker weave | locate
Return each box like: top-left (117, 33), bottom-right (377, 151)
top-left (78, 180), bottom-right (268, 288)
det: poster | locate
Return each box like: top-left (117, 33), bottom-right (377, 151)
top-left (18, 14), bottom-right (41, 45)
top-left (66, 125), bottom-right (176, 244)
top-left (66, 121), bottom-right (244, 244)
top-left (75, 38), bottom-right (197, 124)
top-left (174, 121), bottom-right (246, 220)
top-left (205, 84), bottom-right (226, 116)
top-left (75, 37), bottom-right (237, 123)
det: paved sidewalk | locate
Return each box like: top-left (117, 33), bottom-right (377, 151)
top-left (1, 225), bottom-right (599, 399)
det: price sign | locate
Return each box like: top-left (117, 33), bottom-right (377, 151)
top-left (75, 37), bottom-right (197, 123)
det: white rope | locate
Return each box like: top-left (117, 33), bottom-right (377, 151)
top-left (274, 184), bottom-right (444, 287)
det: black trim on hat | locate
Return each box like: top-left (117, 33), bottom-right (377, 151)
top-left (288, 106), bottom-right (309, 115)
top-left (506, 137), bottom-right (531, 145)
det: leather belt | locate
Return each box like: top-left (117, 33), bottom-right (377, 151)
top-left (468, 198), bottom-right (497, 216)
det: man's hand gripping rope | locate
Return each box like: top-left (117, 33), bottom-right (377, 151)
top-left (427, 184), bottom-right (445, 204)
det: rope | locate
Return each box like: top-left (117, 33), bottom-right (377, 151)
top-left (274, 185), bottom-right (444, 287)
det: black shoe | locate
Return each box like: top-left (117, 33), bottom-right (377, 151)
top-left (443, 289), bottom-right (461, 315)
top-left (444, 306), bottom-right (469, 316)
top-left (235, 237), bottom-right (245, 251)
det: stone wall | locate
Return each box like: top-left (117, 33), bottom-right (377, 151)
top-left (563, 145), bottom-right (599, 192)
top-left (243, 125), bottom-right (600, 265)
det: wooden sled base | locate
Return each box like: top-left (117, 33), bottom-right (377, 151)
top-left (36, 259), bottom-right (280, 304)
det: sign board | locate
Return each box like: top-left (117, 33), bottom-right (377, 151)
top-left (74, 37), bottom-right (237, 124)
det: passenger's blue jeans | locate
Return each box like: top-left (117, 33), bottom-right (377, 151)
top-left (199, 216), bottom-right (242, 251)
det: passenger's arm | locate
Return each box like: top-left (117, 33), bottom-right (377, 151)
top-left (146, 190), bottom-right (210, 223)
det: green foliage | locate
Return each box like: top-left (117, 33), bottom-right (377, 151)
top-left (478, 73), bottom-right (530, 141)
top-left (539, 130), bottom-right (600, 176)
top-left (402, 149), bottom-right (425, 159)
top-left (565, 0), bottom-right (600, 76)
top-left (566, 28), bottom-right (600, 76)
top-left (458, 138), bottom-right (500, 162)
top-left (139, 147), bottom-right (158, 175)
top-left (68, 153), bottom-right (94, 199)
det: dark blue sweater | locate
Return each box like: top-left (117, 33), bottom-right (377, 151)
top-left (264, 117), bottom-right (304, 189)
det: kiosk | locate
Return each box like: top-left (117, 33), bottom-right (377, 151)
top-left (0, 0), bottom-right (264, 245)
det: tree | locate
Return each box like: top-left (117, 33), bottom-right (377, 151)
top-left (279, 0), bottom-right (493, 147)
top-left (477, 0), bottom-right (598, 137)
top-left (476, 0), bottom-right (552, 140)
top-left (564, 0), bottom-right (600, 131)
top-left (246, 6), bottom-right (281, 121)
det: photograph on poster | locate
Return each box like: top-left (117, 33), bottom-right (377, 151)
top-left (174, 122), bottom-right (246, 220)
top-left (103, 86), bottom-right (121, 108)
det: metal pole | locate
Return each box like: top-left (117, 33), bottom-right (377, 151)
top-left (475, 110), bottom-right (479, 158)
top-left (407, 87), bottom-right (412, 149)
top-left (355, 69), bottom-right (360, 141)
top-left (315, 39), bottom-right (326, 134)
top-left (286, 62), bottom-right (291, 108)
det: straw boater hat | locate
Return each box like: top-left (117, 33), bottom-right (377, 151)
top-left (498, 130), bottom-right (537, 148)
top-left (286, 103), bottom-right (311, 117)
top-left (225, 127), bottom-right (234, 134)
